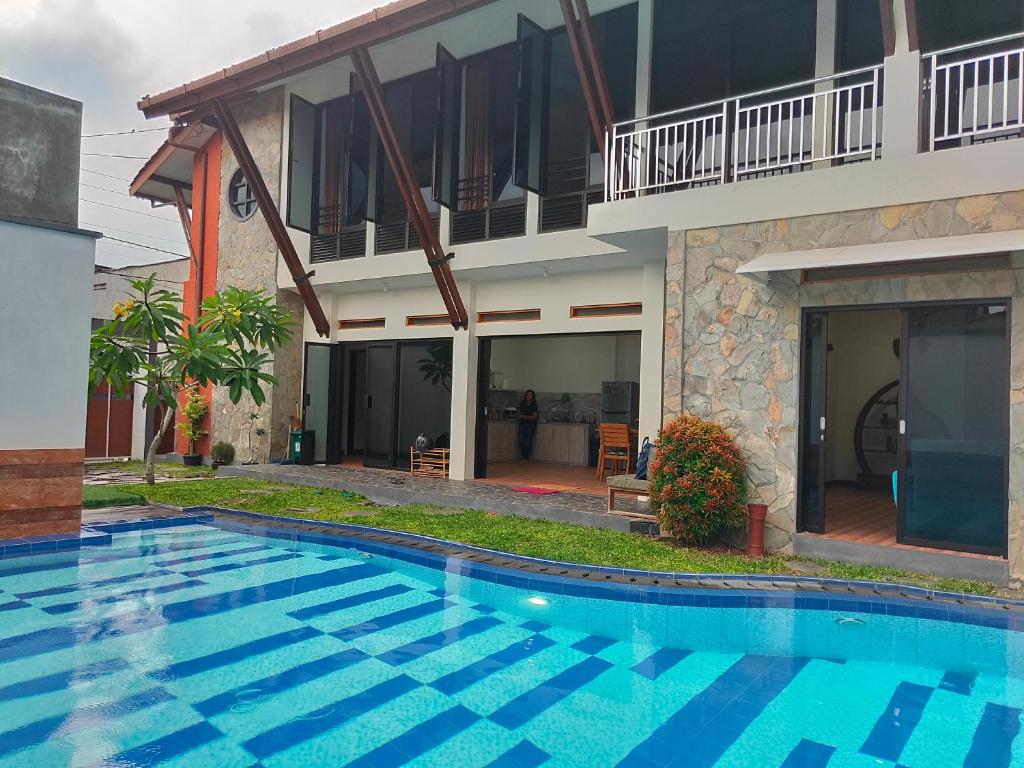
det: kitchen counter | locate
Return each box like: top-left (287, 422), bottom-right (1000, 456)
top-left (487, 420), bottom-right (591, 466)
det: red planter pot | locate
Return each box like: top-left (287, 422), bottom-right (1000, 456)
top-left (746, 503), bottom-right (768, 558)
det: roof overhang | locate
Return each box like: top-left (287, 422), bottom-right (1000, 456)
top-left (137, 0), bottom-right (498, 120)
top-left (129, 123), bottom-right (216, 206)
top-left (736, 230), bottom-right (1024, 275)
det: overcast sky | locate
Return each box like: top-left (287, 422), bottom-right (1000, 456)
top-left (0, 0), bottom-right (376, 267)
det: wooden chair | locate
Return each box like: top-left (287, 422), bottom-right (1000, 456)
top-left (597, 423), bottom-right (632, 481)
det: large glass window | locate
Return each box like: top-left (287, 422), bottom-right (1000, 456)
top-left (916, 0), bottom-right (1022, 52)
top-left (650, 0), bottom-right (816, 114)
top-left (314, 92), bottom-right (371, 234)
top-left (836, 0), bottom-right (884, 71)
top-left (378, 70), bottom-right (439, 225)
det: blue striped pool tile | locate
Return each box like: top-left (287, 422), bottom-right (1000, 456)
top-left (488, 739), bottom-right (551, 767)
top-left (571, 635), bottom-right (616, 655)
top-left (939, 670), bottom-right (976, 696)
top-left (41, 578), bottom-right (207, 615)
top-left (332, 599), bottom-right (455, 641)
top-left (780, 739), bottom-right (836, 768)
top-left (243, 674), bottom-right (420, 759)
top-left (377, 616), bottom-right (503, 666)
top-left (13, 567), bottom-right (176, 599)
top-left (0, 658), bottom-right (129, 703)
top-left (520, 621), bottom-right (549, 633)
top-left (632, 648), bottom-right (692, 680)
top-left (149, 626), bottom-right (322, 681)
top-left (180, 552), bottom-right (303, 578)
top-left (964, 702), bottom-right (1022, 768)
top-left (194, 648), bottom-right (369, 717)
top-left (432, 635), bottom-right (557, 695)
top-left (153, 544), bottom-right (270, 567)
top-left (618, 655), bottom-right (810, 768)
top-left (107, 720), bottom-right (224, 767)
top-left (287, 583), bottom-right (413, 621)
top-left (345, 705), bottom-right (480, 768)
top-left (0, 687), bottom-right (175, 758)
top-left (0, 600), bottom-right (29, 612)
top-left (860, 682), bottom-right (934, 763)
top-left (489, 656), bottom-right (613, 730)
top-left (473, 604), bottom-right (498, 614)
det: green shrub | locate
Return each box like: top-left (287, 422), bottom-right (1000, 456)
top-left (650, 415), bottom-right (748, 544)
top-left (211, 441), bottom-right (236, 465)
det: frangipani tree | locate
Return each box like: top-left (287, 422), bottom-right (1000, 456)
top-left (89, 275), bottom-right (292, 484)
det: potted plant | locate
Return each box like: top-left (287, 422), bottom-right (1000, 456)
top-left (210, 441), bottom-right (235, 468)
top-left (179, 390), bottom-right (209, 467)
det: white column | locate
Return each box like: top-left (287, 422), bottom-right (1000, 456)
top-left (813, 0), bottom-right (838, 165)
top-left (525, 192), bottom-right (540, 237)
top-left (633, 0), bottom-right (654, 121)
top-left (448, 280), bottom-right (477, 480)
top-left (131, 382), bottom-right (147, 461)
top-left (881, 0), bottom-right (923, 158)
top-left (637, 259), bottom-right (665, 441)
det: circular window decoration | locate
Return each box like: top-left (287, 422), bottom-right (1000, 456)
top-left (227, 168), bottom-right (258, 221)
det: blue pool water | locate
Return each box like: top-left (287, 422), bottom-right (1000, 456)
top-left (0, 521), bottom-right (1022, 767)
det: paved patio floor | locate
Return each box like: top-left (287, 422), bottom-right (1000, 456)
top-left (219, 463), bottom-right (659, 534)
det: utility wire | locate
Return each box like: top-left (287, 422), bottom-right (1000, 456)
top-left (82, 221), bottom-right (185, 244)
top-left (81, 168), bottom-right (134, 183)
top-left (81, 152), bottom-right (151, 160)
top-left (80, 198), bottom-right (180, 222)
top-left (99, 236), bottom-right (186, 258)
top-left (82, 127), bottom-right (168, 138)
top-left (81, 181), bottom-right (131, 197)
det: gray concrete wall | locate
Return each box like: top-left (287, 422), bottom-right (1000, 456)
top-left (92, 259), bottom-right (190, 321)
top-left (0, 78), bottom-right (82, 227)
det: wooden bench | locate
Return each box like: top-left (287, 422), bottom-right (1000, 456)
top-left (607, 447), bottom-right (656, 515)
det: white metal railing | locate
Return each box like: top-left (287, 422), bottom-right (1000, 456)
top-left (606, 65), bottom-right (883, 202)
top-left (927, 32), bottom-right (1024, 150)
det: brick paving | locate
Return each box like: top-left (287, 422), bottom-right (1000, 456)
top-left (220, 463), bottom-right (658, 534)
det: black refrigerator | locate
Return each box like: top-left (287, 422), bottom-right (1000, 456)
top-left (600, 381), bottom-right (640, 426)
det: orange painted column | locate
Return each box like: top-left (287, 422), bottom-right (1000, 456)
top-left (176, 134), bottom-right (222, 457)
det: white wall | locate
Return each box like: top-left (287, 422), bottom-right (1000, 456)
top-left (92, 258), bottom-right (189, 321)
top-left (0, 220), bottom-right (95, 450)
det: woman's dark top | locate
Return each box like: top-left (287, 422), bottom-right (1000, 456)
top-left (518, 401), bottom-right (538, 426)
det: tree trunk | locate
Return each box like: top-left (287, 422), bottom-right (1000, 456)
top-left (147, 404), bottom-right (176, 486)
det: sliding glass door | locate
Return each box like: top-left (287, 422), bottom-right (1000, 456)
top-left (364, 342), bottom-right (398, 468)
top-left (798, 312), bottom-right (828, 533)
top-left (899, 304), bottom-right (1008, 554)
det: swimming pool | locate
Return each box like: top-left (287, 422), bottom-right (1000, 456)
top-left (0, 518), bottom-right (1021, 768)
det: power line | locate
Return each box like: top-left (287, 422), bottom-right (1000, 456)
top-left (82, 127), bottom-right (168, 138)
top-left (80, 198), bottom-right (180, 223)
top-left (81, 168), bottom-right (134, 183)
top-left (81, 221), bottom-right (185, 244)
top-left (99, 236), bottom-right (186, 259)
top-left (81, 152), bottom-right (151, 160)
top-left (80, 181), bottom-right (130, 197)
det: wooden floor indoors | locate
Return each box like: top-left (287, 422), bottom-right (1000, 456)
top-left (812, 484), bottom-right (1000, 560)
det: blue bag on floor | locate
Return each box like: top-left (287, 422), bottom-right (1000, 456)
top-left (634, 437), bottom-right (652, 480)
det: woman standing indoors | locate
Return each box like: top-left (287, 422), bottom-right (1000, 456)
top-left (517, 389), bottom-right (539, 462)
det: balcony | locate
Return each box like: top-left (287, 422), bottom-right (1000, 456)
top-left (606, 65), bottom-right (884, 202)
top-left (604, 34), bottom-right (1024, 204)
top-left (925, 32), bottom-right (1024, 151)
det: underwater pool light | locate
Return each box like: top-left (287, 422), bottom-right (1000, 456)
top-left (527, 596), bottom-right (549, 606)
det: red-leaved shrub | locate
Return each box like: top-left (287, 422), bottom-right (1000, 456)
top-left (650, 415), bottom-right (748, 544)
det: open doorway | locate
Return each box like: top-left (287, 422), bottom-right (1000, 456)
top-left (475, 332), bottom-right (641, 494)
top-left (799, 302), bottom-right (1009, 555)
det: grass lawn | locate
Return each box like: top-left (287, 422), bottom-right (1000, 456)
top-left (83, 485), bottom-right (147, 509)
top-left (87, 460), bottom-right (215, 479)
top-left (104, 478), bottom-right (997, 596)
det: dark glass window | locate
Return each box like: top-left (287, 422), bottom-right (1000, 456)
top-left (378, 70), bottom-right (439, 223)
top-left (836, 0), bottom-right (884, 70)
top-left (543, 4), bottom-right (638, 197)
top-left (227, 169), bottom-right (257, 221)
top-left (916, 0), bottom-right (1022, 52)
top-left (314, 92), bottom-right (371, 234)
top-left (458, 44), bottom-right (525, 210)
top-left (651, 0), bottom-right (817, 114)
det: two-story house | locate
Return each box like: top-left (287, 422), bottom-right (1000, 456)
top-left (131, 0), bottom-right (1024, 583)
